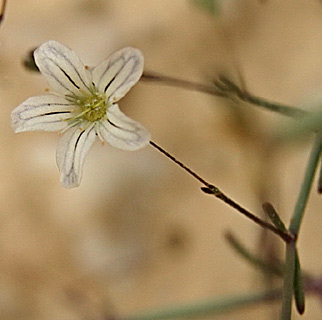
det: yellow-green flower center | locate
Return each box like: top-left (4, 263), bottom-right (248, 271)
top-left (77, 92), bottom-right (108, 122)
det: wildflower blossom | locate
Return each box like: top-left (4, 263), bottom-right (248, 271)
top-left (11, 41), bottom-right (150, 188)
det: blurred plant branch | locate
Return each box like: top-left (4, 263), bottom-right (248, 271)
top-left (226, 231), bottom-right (306, 315)
top-left (120, 288), bottom-right (283, 320)
top-left (225, 231), bottom-right (284, 277)
top-left (192, 0), bottom-right (221, 15)
top-left (111, 276), bottom-right (322, 320)
top-left (110, 232), bottom-right (322, 320)
top-left (0, 0), bottom-right (7, 25)
top-left (142, 71), bottom-right (308, 118)
top-left (141, 71), bottom-right (225, 97)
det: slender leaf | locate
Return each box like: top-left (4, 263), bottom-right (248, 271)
top-left (262, 202), bottom-right (287, 233)
top-left (318, 158), bottom-right (322, 194)
top-left (125, 288), bottom-right (282, 320)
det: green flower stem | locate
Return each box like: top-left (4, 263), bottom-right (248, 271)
top-left (124, 289), bottom-right (282, 320)
top-left (281, 242), bottom-right (296, 320)
top-left (281, 134), bottom-right (322, 320)
top-left (289, 135), bottom-right (322, 236)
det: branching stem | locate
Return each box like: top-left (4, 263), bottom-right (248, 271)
top-left (281, 134), bottom-right (322, 320)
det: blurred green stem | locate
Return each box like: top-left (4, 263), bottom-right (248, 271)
top-left (193, 0), bottom-right (220, 15)
top-left (124, 289), bottom-right (281, 320)
top-left (225, 232), bottom-right (283, 277)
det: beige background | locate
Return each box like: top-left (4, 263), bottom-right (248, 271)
top-left (0, 0), bottom-right (322, 319)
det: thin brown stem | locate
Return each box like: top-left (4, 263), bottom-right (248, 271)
top-left (149, 140), bottom-right (294, 243)
top-left (149, 140), bottom-right (211, 187)
top-left (206, 187), bottom-right (294, 242)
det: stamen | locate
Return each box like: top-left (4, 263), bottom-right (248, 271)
top-left (64, 90), bottom-right (108, 124)
top-left (59, 119), bottom-right (81, 135)
top-left (65, 94), bottom-right (79, 103)
top-left (79, 120), bottom-right (93, 131)
top-left (73, 107), bottom-right (92, 120)
top-left (79, 92), bottom-right (107, 122)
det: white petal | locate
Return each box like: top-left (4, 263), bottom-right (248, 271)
top-left (56, 124), bottom-right (96, 188)
top-left (11, 95), bottom-right (76, 132)
top-left (99, 104), bottom-right (150, 150)
top-left (92, 47), bottom-right (143, 102)
top-left (34, 41), bottom-right (92, 96)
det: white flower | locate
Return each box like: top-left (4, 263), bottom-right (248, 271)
top-left (11, 41), bottom-right (150, 188)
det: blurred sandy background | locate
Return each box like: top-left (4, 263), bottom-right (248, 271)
top-left (1, 0), bottom-right (322, 319)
